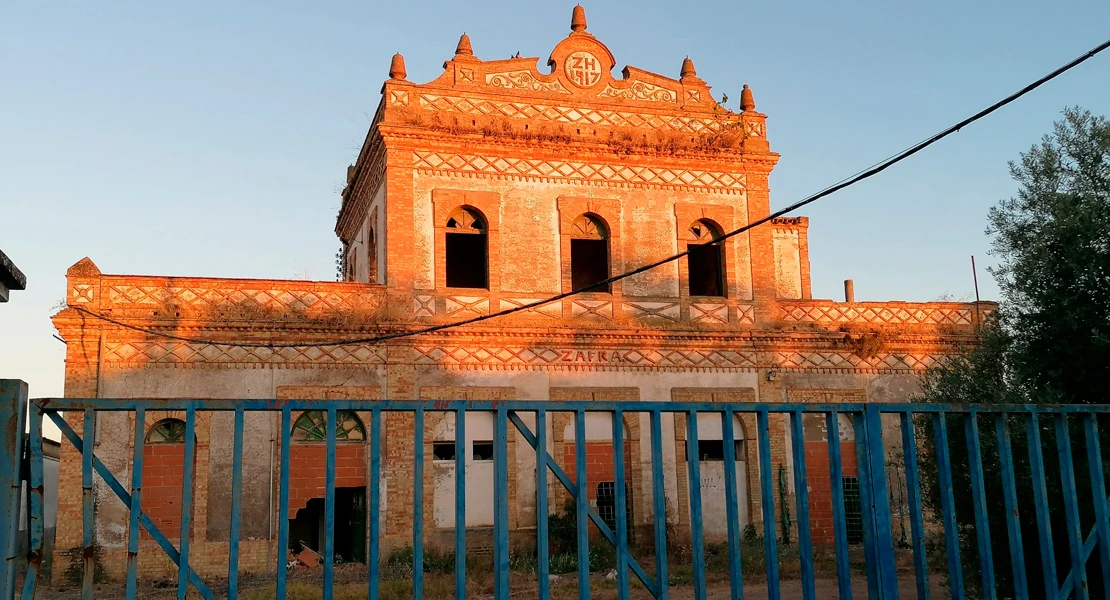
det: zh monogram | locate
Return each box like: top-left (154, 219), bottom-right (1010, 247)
top-left (564, 51), bottom-right (602, 87)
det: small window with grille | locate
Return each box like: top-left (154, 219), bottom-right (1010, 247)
top-left (842, 476), bottom-right (864, 545)
top-left (146, 419), bottom-right (187, 444)
top-left (291, 411), bottom-right (366, 442)
top-left (595, 482), bottom-right (633, 533)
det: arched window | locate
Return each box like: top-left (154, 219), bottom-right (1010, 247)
top-left (687, 220), bottom-right (726, 297)
top-left (367, 227), bottom-right (377, 284)
top-left (292, 411), bottom-right (366, 442)
top-left (445, 207), bottom-right (488, 289)
top-left (570, 214), bottom-right (610, 293)
top-left (146, 419), bottom-right (187, 444)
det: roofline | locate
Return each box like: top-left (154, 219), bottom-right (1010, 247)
top-left (0, 248), bottom-right (27, 294)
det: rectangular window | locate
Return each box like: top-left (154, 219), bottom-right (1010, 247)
top-left (687, 243), bottom-right (724, 297)
top-left (596, 482), bottom-right (633, 533)
top-left (446, 233), bottom-right (488, 289)
top-left (472, 441), bottom-right (494, 461)
top-left (570, 238), bottom-right (610, 292)
top-left (683, 440), bottom-right (744, 461)
top-left (842, 476), bottom-right (864, 545)
top-left (433, 442), bottom-right (456, 461)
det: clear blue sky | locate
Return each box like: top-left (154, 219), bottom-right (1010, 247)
top-left (2, 1), bottom-right (1108, 399)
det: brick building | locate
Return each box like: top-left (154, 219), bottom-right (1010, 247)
top-left (50, 6), bottom-right (987, 579)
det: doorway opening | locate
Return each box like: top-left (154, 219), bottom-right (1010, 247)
top-left (289, 487), bottom-right (367, 563)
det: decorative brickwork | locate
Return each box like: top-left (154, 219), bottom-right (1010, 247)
top-left (549, 388), bottom-right (642, 529)
top-left (786, 389), bottom-right (866, 546)
top-left (670, 388), bottom-right (759, 537)
top-left (49, 6), bottom-right (992, 579)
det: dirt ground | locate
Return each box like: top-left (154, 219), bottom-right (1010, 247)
top-left (28, 567), bottom-right (950, 599)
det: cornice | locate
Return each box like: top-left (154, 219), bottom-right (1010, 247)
top-left (375, 124), bottom-right (780, 170)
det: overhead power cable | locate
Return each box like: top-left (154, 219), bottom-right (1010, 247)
top-left (70, 37), bottom-right (1110, 349)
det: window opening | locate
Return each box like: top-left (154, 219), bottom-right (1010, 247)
top-left (146, 419), bottom-right (187, 444)
top-left (842, 476), bottom-right (864, 545)
top-left (570, 214), bottom-right (610, 292)
top-left (472, 441), bottom-right (494, 461)
top-left (445, 207), bottom-right (489, 289)
top-left (367, 227), bottom-right (377, 283)
top-left (289, 487), bottom-right (367, 564)
top-left (683, 439), bottom-right (744, 461)
top-left (433, 442), bottom-right (456, 461)
top-left (291, 411), bottom-right (366, 442)
top-left (687, 220), bottom-right (726, 297)
top-left (596, 482), bottom-right (633, 533)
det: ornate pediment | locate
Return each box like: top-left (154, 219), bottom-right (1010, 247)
top-left (386, 5), bottom-right (731, 113)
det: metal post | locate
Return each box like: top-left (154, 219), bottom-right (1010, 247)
top-left (0, 381), bottom-right (28, 600)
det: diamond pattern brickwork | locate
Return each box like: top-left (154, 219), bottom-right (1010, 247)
top-left (414, 344), bottom-right (757, 370)
top-left (414, 151), bottom-right (745, 194)
top-left (417, 93), bottom-right (733, 135)
top-left (102, 341), bottom-right (385, 367)
top-left (780, 302), bottom-right (976, 326)
top-left (103, 282), bottom-right (384, 319)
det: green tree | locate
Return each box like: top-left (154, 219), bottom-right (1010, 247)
top-left (916, 108), bottom-right (1110, 598)
top-left (987, 107), bottom-right (1110, 403)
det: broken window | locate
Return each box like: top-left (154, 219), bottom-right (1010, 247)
top-left (687, 220), bottom-right (726, 297)
top-left (683, 439), bottom-right (745, 461)
top-left (445, 207), bottom-right (488, 289)
top-left (569, 214), bottom-right (610, 292)
top-left (472, 441), bottom-right (494, 461)
top-left (433, 442), bottom-right (456, 461)
top-left (146, 419), bottom-right (187, 444)
top-left (291, 410), bottom-right (366, 442)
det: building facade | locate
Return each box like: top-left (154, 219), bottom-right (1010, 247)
top-left (50, 6), bottom-right (988, 580)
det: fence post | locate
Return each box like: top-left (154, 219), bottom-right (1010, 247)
top-left (861, 404), bottom-right (899, 599)
top-left (0, 380), bottom-right (29, 600)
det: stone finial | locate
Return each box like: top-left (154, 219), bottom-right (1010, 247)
top-left (455, 33), bottom-right (473, 56)
top-left (740, 83), bottom-right (756, 111)
top-left (389, 53), bottom-right (407, 80)
top-left (680, 56), bottom-right (696, 80)
top-left (570, 4), bottom-right (587, 32)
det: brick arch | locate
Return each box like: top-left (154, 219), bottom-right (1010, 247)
top-left (418, 386), bottom-right (519, 530)
top-left (142, 410), bottom-right (211, 444)
top-left (556, 196), bottom-right (623, 296)
top-left (432, 189), bottom-right (501, 292)
top-left (548, 388), bottom-right (642, 531)
top-left (138, 412), bottom-right (208, 540)
top-left (788, 389), bottom-right (865, 546)
top-left (670, 388), bottom-right (758, 532)
top-left (274, 387), bottom-right (380, 530)
top-left (674, 203), bottom-right (739, 305)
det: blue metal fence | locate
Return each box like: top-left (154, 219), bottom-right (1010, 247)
top-left (1, 381), bottom-right (1108, 600)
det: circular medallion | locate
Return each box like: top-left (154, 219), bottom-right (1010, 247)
top-left (564, 51), bottom-right (603, 87)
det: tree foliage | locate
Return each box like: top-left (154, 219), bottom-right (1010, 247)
top-left (987, 107), bottom-right (1110, 403)
top-left (916, 108), bottom-right (1110, 597)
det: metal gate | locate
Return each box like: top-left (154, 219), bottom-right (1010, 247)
top-left (2, 379), bottom-right (1108, 599)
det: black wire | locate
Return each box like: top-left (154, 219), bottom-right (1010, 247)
top-left (70, 37), bottom-right (1110, 349)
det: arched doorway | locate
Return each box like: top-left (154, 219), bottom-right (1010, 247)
top-left (687, 413), bottom-right (749, 539)
top-left (562, 413), bottom-right (633, 534)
